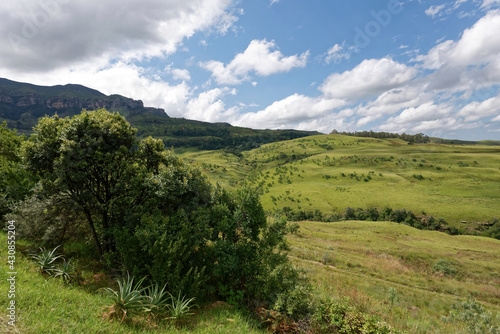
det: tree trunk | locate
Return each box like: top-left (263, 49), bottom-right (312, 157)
top-left (84, 208), bottom-right (103, 260)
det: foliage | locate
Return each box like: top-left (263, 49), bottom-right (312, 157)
top-left (331, 129), bottom-right (430, 144)
top-left (312, 297), bottom-right (403, 334)
top-left (166, 291), bottom-right (197, 323)
top-left (5, 192), bottom-right (88, 246)
top-left (144, 282), bottom-right (170, 316)
top-left (0, 122), bottom-right (36, 217)
top-left (19, 109), bottom-right (307, 313)
top-left (52, 258), bottom-right (77, 283)
top-left (102, 274), bottom-right (150, 322)
top-left (443, 298), bottom-right (500, 334)
top-left (30, 245), bottom-right (64, 274)
top-left (433, 259), bottom-right (459, 277)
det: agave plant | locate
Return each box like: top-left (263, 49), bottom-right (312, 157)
top-left (52, 258), bottom-right (76, 283)
top-left (166, 291), bottom-right (197, 323)
top-left (102, 274), bottom-right (149, 322)
top-left (144, 282), bottom-right (170, 316)
top-left (30, 245), bottom-right (64, 274)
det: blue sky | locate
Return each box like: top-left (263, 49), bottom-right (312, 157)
top-left (1, 0), bottom-right (500, 140)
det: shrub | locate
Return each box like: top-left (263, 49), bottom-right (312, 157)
top-left (6, 193), bottom-right (88, 247)
top-left (433, 259), bottom-right (459, 277)
top-left (443, 298), bottom-right (500, 334)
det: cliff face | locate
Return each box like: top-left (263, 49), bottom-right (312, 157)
top-left (0, 78), bottom-right (167, 132)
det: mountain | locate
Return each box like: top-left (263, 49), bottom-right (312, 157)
top-left (0, 78), bottom-right (320, 151)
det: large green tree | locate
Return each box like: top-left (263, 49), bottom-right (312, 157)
top-left (22, 109), bottom-right (299, 305)
top-left (22, 109), bottom-right (165, 258)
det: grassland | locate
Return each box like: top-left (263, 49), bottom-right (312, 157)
top-left (180, 134), bottom-right (500, 228)
top-left (287, 220), bottom-right (500, 333)
top-left (2, 221), bottom-right (499, 333)
top-left (0, 234), bottom-right (265, 334)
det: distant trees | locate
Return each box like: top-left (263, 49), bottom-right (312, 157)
top-left (331, 129), bottom-right (430, 144)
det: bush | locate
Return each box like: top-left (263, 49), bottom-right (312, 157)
top-left (443, 298), bottom-right (500, 334)
top-left (5, 192), bottom-right (88, 247)
top-left (312, 297), bottom-right (401, 334)
top-left (433, 259), bottom-right (459, 277)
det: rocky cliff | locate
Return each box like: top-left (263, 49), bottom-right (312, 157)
top-left (0, 78), bottom-right (167, 132)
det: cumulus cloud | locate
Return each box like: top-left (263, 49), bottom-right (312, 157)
top-left (166, 65), bottom-right (191, 81)
top-left (415, 10), bottom-right (500, 70)
top-left (233, 94), bottom-right (346, 129)
top-left (200, 39), bottom-right (309, 85)
top-left (458, 95), bottom-right (500, 121)
top-left (0, 0), bottom-right (236, 71)
top-left (320, 58), bottom-right (417, 100)
top-left (185, 87), bottom-right (238, 122)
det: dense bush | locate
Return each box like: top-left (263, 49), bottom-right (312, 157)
top-left (20, 109), bottom-right (300, 309)
top-left (6, 192), bottom-right (88, 246)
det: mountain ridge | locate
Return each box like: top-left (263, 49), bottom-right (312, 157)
top-left (0, 77), bottom-right (320, 151)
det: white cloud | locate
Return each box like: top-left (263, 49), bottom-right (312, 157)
top-left (185, 87), bottom-right (238, 122)
top-left (320, 58), bottom-right (417, 100)
top-left (200, 39), bottom-right (309, 85)
top-left (481, 0), bottom-right (500, 8)
top-left (416, 10), bottom-right (500, 70)
top-left (379, 102), bottom-right (457, 133)
top-left (425, 5), bottom-right (446, 18)
top-left (458, 95), bottom-right (500, 121)
top-left (324, 43), bottom-right (351, 64)
top-left (166, 65), bottom-right (191, 81)
top-left (0, 0), bottom-right (237, 72)
top-left (233, 94), bottom-right (346, 129)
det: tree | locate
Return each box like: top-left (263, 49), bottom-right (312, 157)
top-left (0, 122), bottom-right (36, 217)
top-left (22, 109), bottom-right (160, 259)
top-left (23, 109), bottom-right (299, 305)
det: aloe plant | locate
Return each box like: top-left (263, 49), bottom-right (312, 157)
top-left (166, 291), bottom-right (197, 323)
top-left (102, 274), bottom-right (149, 322)
top-left (52, 258), bottom-right (76, 283)
top-left (144, 282), bottom-right (170, 316)
top-left (30, 245), bottom-right (64, 274)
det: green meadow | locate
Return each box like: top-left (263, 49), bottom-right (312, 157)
top-left (287, 220), bottom-right (500, 333)
top-left (2, 133), bottom-right (500, 333)
top-left (181, 134), bottom-right (500, 228)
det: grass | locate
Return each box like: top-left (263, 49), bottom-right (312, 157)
top-left (287, 220), bottom-right (500, 333)
top-left (1, 220), bottom-right (499, 333)
top-left (0, 233), bottom-right (264, 334)
top-left (180, 134), bottom-right (500, 229)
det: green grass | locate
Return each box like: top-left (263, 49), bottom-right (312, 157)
top-left (180, 134), bottom-right (500, 228)
top-left (0, 234), bottom-right (264, 334)
top-left (1, 220), bottom-right (499, 333)
top-left (287, 220), bottom-right (500, 333)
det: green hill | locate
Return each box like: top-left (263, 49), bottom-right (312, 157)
top-left (180, 134), bottom-right (500, 232)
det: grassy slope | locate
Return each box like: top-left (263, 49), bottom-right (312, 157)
top-left (1, 223), bottom-right (498, 333)
top-left (288, 220), bottom-right (500, 333)
top-left (0, 234), bottom-right (264, 334)
top-left (181, 134), bottom-right (500, 226)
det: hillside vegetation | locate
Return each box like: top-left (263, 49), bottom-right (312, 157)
top-left (287, 220), bottom-right (500, 333)
top-left (181, 134), bottom-right (500, 233)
